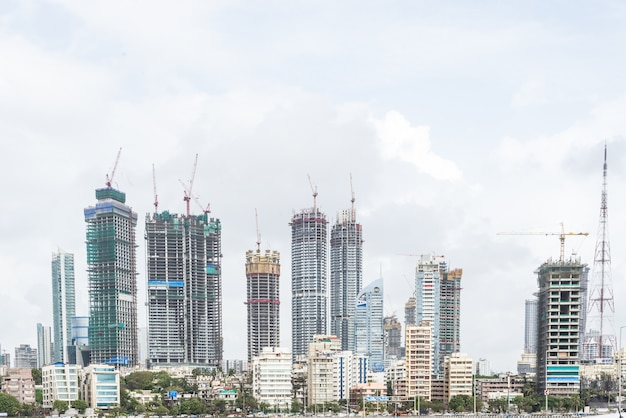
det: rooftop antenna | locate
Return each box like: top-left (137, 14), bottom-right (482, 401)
top-left (105, 147), bottom-right (122, 188)
top-left (179, 153), bottom-right (198, 217)
top-left (152, 163), bottom-right (159, 213)
top-left (255, 208), bottom-right (261, 253)
top-left (350, 173), bottom-right (356, 222)
top-left (307, 174), bottom-right (318, 212)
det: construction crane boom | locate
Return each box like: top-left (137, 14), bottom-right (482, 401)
top-left (105, 147), bottom-right (122, 187)
top-left (255, 208), bottom-right (261, 253)
top-left (152, 163), bottom-right (159, 212)
top-left (307, 174), bottom-right (318, 212)
top-left (498, 222), bottom-right (588, 262)
top-left (350, 173), bottom-right (355, 221)
top-left (179, 154), bottom-right (198, 217)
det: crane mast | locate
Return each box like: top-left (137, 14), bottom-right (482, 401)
top-left (105, 147), bottom-right (122, 188)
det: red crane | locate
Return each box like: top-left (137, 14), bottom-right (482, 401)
top-left (105, 147), bottom-right (122, 188)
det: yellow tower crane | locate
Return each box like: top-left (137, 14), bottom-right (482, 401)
top-left (497, 222), bottom-right (589, 262)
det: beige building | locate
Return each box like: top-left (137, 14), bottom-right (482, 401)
top-left (406, 321), bottom-right (432, 402)
top-left (307, 336), bottom-right (341, 406)
top-left (443, 352), bottom-right (473, 403)
top-left (1, 368), bottom-right (36, 404)
top-left (42, 363), bottom-right (80, 409)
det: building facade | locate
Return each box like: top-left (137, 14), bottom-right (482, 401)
top-left (245, 249), bottom-right (281, 363)
top-left (145, 211), bottom-right (223, 367)
top-left (383, 315), bottom-right (403, 359)
top-left (307, 335), bottom-right (341, 406)
top-left (81, 364), bottom-right (120, 410)
top-left (1, 368), bottom-right (36, 404)
top-left (440, 268), bottom-right (462, 364)
top-left (14, 345), bottom-right (37, 369)
top-left (536, 259), bottom-right (586, 396)
top-left (443, 352), bottom-right (473, 403)
top-left (405, 321), bottom-right (432, 402)
top-left (42, 362), bottom-right (80, 409)
top-left (335, 351), bottom-right (368, 401)
top-left (415, 255), bottom-right (443, 377)
top-left (524, 299), bottom-right (538, 354)
top-left (84, 186), bottom-right (138, 366)
top-left (355, 278), bottom-right (384, 372)
top-left (51, 251), bottom-right (76, 364)
top-left (252, 347), bottom-right (292, 410)
top-left (37, 323), bottom-right (53, 368)
top-left (291, 207), bottom-right (328, 360)
top-left (330, 208), bottom-right (363, 352)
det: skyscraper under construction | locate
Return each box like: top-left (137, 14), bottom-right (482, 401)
top-left (145, 211), bottom-right (223, 367)
top-left (330, 204), bottom-right (363, 352)
top-left (84, 185), bottom-right (138, 366)
top-left (290, 193), bottom-right (328, 360)
top-left (245, 245), bottom-right (280, 363)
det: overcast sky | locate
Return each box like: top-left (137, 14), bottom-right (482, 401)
top-left (2, 1), bottom-right (626, 373)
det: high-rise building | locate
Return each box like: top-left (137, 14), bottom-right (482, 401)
top-left (384, 315), bottom-right (403, 359)
top-left (330, 204), bottom-right (363, 352)
top-left (307, 335), bottom-right (341, 406)
top-left (37, 323), bottom-right (53, 368)
top-left (84, 184), bottom-right (138, 366)
top-left (440, 268), bottom-right (462, 362)
top-left (536, 258), bottom-right (586, 396)
top-left (145, 211), bottom-right (223, 367)
top-left (524, 299), bottom-right (538, 354)
top-left (51, 251), bottom-right (75, 363)
top-left (245, 247), bottom-right (280, 363)
top-left (290, 203), bottom-right (328, 360)
top-left (415, 254), bottom-right (444, 377)
top-left (404, 296), bottom-right (416, 327)
top-left (14, 344), bottom-right (37, 368)
top-left (405, 321), bottom-right (432, 402)
top-left (355, 278), bottom-right (384, 372)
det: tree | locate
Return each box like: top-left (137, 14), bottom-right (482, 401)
top-left (72, 399), bottom-right (89, 413)
top-left (31, 368), bottom-right (42, 385)
top-left (124, 371), bottom-right (155, 391)
top-left (53, 400), bottom-right (69, 413)
top-left (291, 398), bottom-right (302, 413)
top-left (155, 405), bottom-right (170, 415)
top-left (448, 395), bottom-right (474, 412)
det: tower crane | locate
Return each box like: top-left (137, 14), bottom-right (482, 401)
top-left (307, 174), bottom-right (318, 212)
top-left (105, 147), bottom-right (122, 188)
top-left (350, 173), bottom-right (355, 221)
top-left (255, 208), bottom-right (261, 253)
top-left (193, 196), bottom-right (211, 215)
top-left (497, 222), bottom-right (589, 262)
top-left (178, 153), bottom-right (198, 217)
top-left (152, 163), bottom-right (159, 213)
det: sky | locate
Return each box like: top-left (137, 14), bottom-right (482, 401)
top-left (2, 0), bottom-right (626, 374)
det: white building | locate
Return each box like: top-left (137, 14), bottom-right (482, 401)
top-left (81, 364), bottom-right (120, 410)
top-left (252, 347), bottom-right (292, 411)
top-left (42, 363), bottom-right (80, 409)
top-left (406, 321), bottom-right (432, 402)
top-left (334, 351), bottom-right (368, 401)
top-left (443, 353), bottom-right (473, 403)
top-left (308, 335), bottom-right (341, 406)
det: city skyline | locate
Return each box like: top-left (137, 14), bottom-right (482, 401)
top-left (2, 2), bottom-right (626, 374)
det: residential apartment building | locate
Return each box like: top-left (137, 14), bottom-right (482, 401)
top-left (42, 363), bottom-right (80, 409)
top-left (291, 205), bottom-right (328, 360)
top-left (14, 345), bottom-right (37, 369)
top-left (1, 368), bottom-right (36, 404)
top-left (536, 258), bottom-right (586, 396)
top-left (443, 353), bottom-right (473, 403)
top-left (307, 335), bottom-right (341, 406)
top-left (475, 375), bottom-right (523, 403)
top-left (415, 255), bottom-right (443, 377)
top-left (334, 351), bottom-right (368, 401)
top-left (51, 251), bottom-right (76, 364)
top-left (246, 248), bottom-right (281, 363)
top-left (252, 347), bottom-right (292, 410)
top-left (145, 211), bottom-right (223, 367)
top-left (81, 364), bottom-right (120, 410)
top-left (405, 321), bottom-right (432, 402)
top-left (330, 206), bottom-right (363, 353)
top-left (84, 185), bottom-right (138, 366)
top-left (440, 268), bottom-right (462, 364)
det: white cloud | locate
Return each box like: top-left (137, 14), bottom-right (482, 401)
top-left (372, 110), bottom-right (463, 181)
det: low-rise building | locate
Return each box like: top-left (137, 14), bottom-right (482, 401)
top-left (81, 364), bottom-right (120, 410)
top-left (1, 368), bottom-right (36, 404)
top-left (252, 347), bottom-right (292, 410)
top-left (443, 353), bottom-right (473, 403)
top-left (42, 362), bottom-right (80, 409)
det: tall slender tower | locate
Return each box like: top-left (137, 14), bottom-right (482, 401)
top-left (415, 254), bottom-right (444, 377)
top-left (51, 251), bottom-right (75, 363)
top-left (330, 183), bottom-right (363, 352)
top-left (524, 299), bottom-right (538, 354)
top-left (355, 278), bottom-right (384, 372)
top-left (440, 268), bottom-right (462, 363)
top-left (245, 219), bottom-right (280, 363)
top-left (585, 145), bottom-right (617, 360)
top-left (145, 211), bottom-right (223, 367)
top-left (85, 184), bottom-right (138, 366)
top-left (290, 184), bottom-right (328, 360)
top-left (36, 323), bottom-right (53, 368)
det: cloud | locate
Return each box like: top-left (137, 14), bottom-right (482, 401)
top-left (372, 110), bottom-right (463, 181)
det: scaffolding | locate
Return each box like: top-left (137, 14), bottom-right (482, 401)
top-left (84, 186), bottom-right (138, 367)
